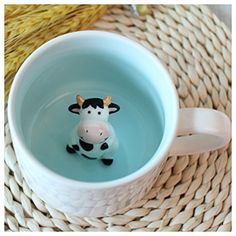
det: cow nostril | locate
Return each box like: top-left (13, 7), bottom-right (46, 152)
top-left (100, 132), bottom-right (103, 136)
top-left (86, 130), bottom-right (88, 133)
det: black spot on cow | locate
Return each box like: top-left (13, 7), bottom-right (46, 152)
top-left (66, 145), bottom-right (76, 154)
top-left (101, 159), bottom-right (113, 166)
top-left (82, 98), bottom-right (104, 109)
top-left (72, 144), bottom-right (80, 151)
top-left (79, 139), bottom-right (93, 151)
top-left (100, 142), bottom-right (109, 150)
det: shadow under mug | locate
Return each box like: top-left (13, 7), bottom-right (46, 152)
top-left (8, 31), bottom-right (231, 217)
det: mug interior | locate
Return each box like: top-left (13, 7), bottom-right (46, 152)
top-left (11, 31), bottom-right (178, 182)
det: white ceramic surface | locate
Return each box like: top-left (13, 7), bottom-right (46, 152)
top-left (8, 31), bottom-right (231, 216)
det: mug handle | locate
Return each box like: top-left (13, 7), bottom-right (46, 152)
top-left (169, 108), bottom-right (231, 156)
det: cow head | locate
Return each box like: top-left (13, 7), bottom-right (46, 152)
top-left (68, 95), bottom-right (120, 144)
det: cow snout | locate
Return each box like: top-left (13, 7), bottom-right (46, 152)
top-left (78, 121), bottom-right (110, 144)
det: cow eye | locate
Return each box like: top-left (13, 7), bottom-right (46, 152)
top-left (88, 111), bottom-right (91, 114)
top-left (98, 111), bottom-right (101, 115)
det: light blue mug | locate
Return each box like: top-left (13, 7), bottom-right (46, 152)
top-left (8, 31), bottom-right (231, 216)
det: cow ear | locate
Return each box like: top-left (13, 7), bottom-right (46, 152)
top-left (68, 104), bottom-right (81, 114)
top-left (108, 103), bottom-right (120, 114)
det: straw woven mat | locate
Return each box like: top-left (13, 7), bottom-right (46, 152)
top-left (4, 5), bottom-right (231, 232)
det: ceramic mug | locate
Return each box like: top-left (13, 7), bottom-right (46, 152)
top-left (8, 31), bottom-right (231, 217)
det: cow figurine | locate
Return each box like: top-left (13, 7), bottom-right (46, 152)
top-left (66, 95), bottom-right (120, 166)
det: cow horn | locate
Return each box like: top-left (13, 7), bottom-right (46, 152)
top-left (103, 96), bottom-right (112, 106)
top-left (76, 95), bottom-right (84, 106)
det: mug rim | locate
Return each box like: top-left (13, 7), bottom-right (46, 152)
top-left (8, 30), bottom-right (179, 189)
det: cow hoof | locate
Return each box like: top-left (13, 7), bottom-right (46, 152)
top-left (101, 159), bottom-right (113, 166)
top-left (66, 145), bottom-right (76, 154)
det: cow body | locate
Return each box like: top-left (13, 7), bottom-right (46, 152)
top-left (66, 96), bottom-right (120, 166)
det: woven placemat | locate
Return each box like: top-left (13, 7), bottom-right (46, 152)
top-left (4, 5), bottom-right (231, 231)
